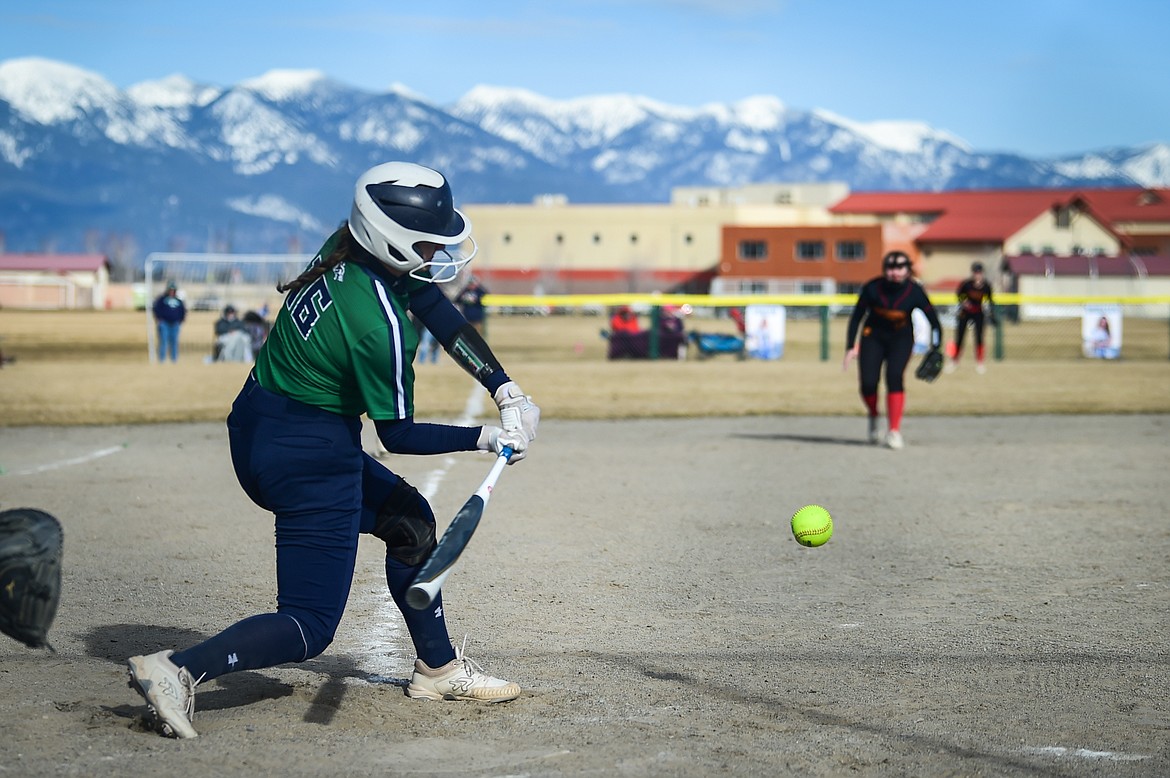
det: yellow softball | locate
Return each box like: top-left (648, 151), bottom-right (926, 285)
top-left (791, 505), bottom-right (833, 547)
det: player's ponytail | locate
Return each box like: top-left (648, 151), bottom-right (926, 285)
top-left (276, 227), bottom-right (355, 294)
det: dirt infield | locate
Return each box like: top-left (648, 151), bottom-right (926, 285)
top-left (0, 414), bottom-right (1166, 776)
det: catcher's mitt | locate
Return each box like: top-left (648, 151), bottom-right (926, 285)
top-left (0, 508), bottom-right (63, 650)
top-left (915, 347), bottom-right (944, 383)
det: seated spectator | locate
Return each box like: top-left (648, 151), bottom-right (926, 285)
top-left (242, 310), bottom-right (271, 360)
top-left (610, 306), bottom-right (641, 334)
top-left (214, 305), bottom-right (252, 362)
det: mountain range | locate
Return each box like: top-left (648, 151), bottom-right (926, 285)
top-left (1, 56), bottom-right (1168, 264)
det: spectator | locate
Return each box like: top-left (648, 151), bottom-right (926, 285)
top-left (414, 314), bottom-right (441, 364)
top-left (214, 305), bottom-right (252, 362)
top-left (456, 276), bottom-right (488, 337)
top-left (242, 311), bottom-right (271, 360)
top-left (610, 306), bottom-right (641, 334)
top-left (152, 281), bottom-right (186, 363)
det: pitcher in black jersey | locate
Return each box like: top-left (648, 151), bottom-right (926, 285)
top-left (843, 251), bottom-right (941, 450)
top-left (947, 261), bottom-right (996, 374)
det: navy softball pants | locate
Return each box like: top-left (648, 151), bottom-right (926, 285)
top-left (169, 375), bottom-right (455, 682)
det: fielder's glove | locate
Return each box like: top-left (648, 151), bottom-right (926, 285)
top-left (0, 508), bottom-right (63, 650)
top-left (493, 381), bottom-right (540, 442)
top-left (477, 425), bottom-right (529, 464)
top-left (915, 347), bottom-right (944, 383)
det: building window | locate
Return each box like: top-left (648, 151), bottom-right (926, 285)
top-left (836, 241), bottom-right (866, 261)
top-left (683, 233), bottom-right (693, 244)
top-left (795, 241), bottom-right (824, 260)
top-left (503, 233), bottom-right (512, 244)
top-left (738, 240), bottom-right (768, 260)
top-left (630, 233), bottom-right (639, 244)
top-left (592, 233), bottom-right (601, 244)
top-left (555, 233), bottom-right (564, 244)
top-left (1055, 207), bottom-right (1071, 229)
top-left (1019, 245), bottom-right (1033, 254)
top-left (837, 282), bottom-right (863, 296)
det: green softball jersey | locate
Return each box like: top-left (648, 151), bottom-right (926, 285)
top-left (254, 230), bottom-right (426, 420)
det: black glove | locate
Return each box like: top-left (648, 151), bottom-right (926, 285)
top-left (0, 508), bottom-right (63, 650)
top-left (915, 347), bottom-right (944, 383)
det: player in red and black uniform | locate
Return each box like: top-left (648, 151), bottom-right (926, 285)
top-left (844, 251), bottom-right (941, 450)
top-left (948, 261), bottom-right (996, 373)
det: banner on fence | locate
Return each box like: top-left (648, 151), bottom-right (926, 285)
top-left (745, 304), bottom-right (786, 360)
top-left (1082, 304), bottom-right (1122, 359)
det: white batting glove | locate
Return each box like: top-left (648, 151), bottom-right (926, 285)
top-left (493, 381), bottom-right (540, 441)
top-left (476, 425), bottom-right (528, 464)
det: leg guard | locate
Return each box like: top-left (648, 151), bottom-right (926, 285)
top-left (370, 482), bottom-right (437, 566)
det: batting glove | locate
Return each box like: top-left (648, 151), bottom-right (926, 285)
top-left (493, 381), bottom-right (540, 441)
top-left (477, 425), bottom-right (528, 463)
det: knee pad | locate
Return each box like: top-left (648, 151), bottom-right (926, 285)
top-left (370, 482), bottom-right (436, 566)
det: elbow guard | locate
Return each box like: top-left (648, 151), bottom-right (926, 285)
top-left (445, 323), bottom-right (503, 383)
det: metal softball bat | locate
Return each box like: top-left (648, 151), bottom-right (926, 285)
top-left (405, 446), bottom-right (512, 610)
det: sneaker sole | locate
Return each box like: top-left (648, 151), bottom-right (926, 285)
top-left (405, 685), bottom-right (520, 703)
top-left (127, 657), bottom-right (198, 739)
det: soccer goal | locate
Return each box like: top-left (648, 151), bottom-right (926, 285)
top-left (143, 252), bottom-right (311, 363)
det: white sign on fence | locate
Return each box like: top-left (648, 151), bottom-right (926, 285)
top-left (1082, 304), bottom-right (1122, 359)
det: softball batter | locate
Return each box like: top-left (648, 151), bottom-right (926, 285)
top-left (843, 251), bottom-right (941, 450)
top-left (127, 162), bottom-right (540, 738)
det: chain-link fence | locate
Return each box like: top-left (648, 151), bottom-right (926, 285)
top-left (483, 293), bottom-right (1170, 362)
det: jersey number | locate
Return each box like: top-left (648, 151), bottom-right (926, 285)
top-left (287, 276), bottom-right (333, 340)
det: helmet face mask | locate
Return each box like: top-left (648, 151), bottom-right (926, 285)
top-left (415, 238), bottom-right (478, 284)
top-left (348, 162), bottom-right (475, 283)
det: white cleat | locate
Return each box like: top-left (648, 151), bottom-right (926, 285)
top-left (885, 430), bottom-right (905, 450)
top-left (127, 650), bottom-right (200, 739)
top-left (976, 362), bottom-right (987, 374)
top-left (406, 639), bottom-right (520, 703)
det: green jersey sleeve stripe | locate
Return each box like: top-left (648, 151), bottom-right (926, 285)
top-left (372, 277), bottom-right (410, 419)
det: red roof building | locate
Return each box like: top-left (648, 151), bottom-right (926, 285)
top-left (0, 253), bottom-right (111, 309)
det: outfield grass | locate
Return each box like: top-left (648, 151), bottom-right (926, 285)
top-left (1, 310), bottom-right (1168, 425)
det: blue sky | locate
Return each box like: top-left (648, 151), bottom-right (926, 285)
top-left (2, 0), bottom-right (1166, 158)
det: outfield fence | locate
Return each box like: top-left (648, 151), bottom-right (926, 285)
top-left (483, 293), bottom-right (1170, 362)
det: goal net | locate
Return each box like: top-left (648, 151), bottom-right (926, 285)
top-left (143, 252), bottom-right (311, 363)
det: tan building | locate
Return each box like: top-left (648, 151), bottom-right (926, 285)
top-left (463, 185), bottom-right (1170, 298)
top-left (461, 183), bottom-right (848, 294)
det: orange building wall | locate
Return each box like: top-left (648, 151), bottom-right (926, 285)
top-left (719, 225), bottom-right (886, 283)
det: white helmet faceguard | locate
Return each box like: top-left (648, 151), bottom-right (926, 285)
top-left (348, 162), bottom-right (476, 283)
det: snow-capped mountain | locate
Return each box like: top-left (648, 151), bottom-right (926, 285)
top-left (0, 56), bottom-right (1165, 259)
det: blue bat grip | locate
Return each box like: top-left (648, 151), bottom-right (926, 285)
top-left (501, 445), bottom-right (513, 460)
